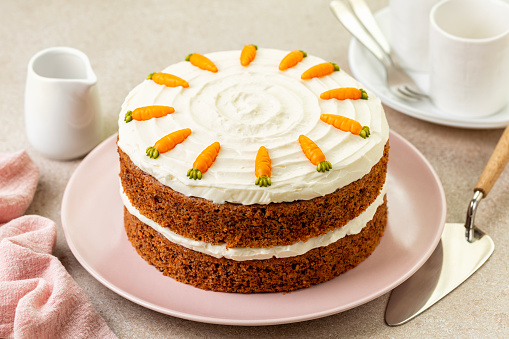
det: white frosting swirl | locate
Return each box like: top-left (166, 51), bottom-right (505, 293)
top-left (118, 49), bottom-right (389, 204)
top-left (122, 183), bottom-right (387, 261)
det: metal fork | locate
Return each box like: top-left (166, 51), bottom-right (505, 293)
top-left (329, 0), bottom-right (428, 101)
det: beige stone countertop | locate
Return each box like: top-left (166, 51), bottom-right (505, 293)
top-left (1, 0), bottom-right (508, 337)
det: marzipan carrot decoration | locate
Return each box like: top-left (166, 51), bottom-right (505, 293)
top-left (146, 128), bottom-right (192, 159)
top-left (255, 146), bottom-right (271, 187)
top-left (187, 142), bottom-right (220, 180)
top-left (125, 105), bottom-right (175, 123)
top-left (240, 44), bottom-right (257, 67)
top-left (301, 62), bottom-right (339, 80)
top-left (147, 72), bottom-right (189, 88)
top-left (298, 135), bottom-right (332, 173)
top-left (279, 50), bottom-right (307, 71)
top-left (320, 88), bottom-right (368, 101)
top-left (320, 114), bottom-right (370, 139)
top-left (185, 53), bottom-right (218, 73)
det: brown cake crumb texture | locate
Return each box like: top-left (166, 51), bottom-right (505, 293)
top-left (118, 143), bottom-right (389, 248)
top-left (124, 198), bottom-right (387, 293)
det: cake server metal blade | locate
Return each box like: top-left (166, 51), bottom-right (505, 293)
top-left (385, 223), bottom-right (494, 326)
top-left (385, 124), bottom-right (509, 326)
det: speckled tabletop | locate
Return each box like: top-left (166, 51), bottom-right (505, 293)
top-left (1, 0), bottom-right (508, 337)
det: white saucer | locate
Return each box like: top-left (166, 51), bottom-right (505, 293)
top-left (348, 7), bottom-right (509, 129)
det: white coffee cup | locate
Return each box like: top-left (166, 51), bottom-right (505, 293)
top-left (390, 0), bottom-right (440, 72)
top-left (25, 47), bottom-right (103, 160)
top-left (429, 0), bottom-right (509, 118)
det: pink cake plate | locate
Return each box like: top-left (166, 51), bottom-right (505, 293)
top-left (61, 130), bottom-right (446, 326)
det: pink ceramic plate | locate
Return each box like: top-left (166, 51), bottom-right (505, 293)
top-left (61, 131), bottom-right (446, 326)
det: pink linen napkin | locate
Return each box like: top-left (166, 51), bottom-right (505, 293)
top-left (0, 151), bottom-right (117, 339)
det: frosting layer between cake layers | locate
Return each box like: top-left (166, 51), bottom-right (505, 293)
top-left (121, 183), bottom-right (387, 261)
top-left (117, 48), bottom-right (389, 205)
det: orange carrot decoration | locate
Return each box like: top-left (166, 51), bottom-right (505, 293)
top-left (240, 44), bottom-right (258, 67)
top-left (146, 128), bottom-right (191, 159)
top-left (187, 142), bottom-right (221, 180)
top-left (301, 62), bottom-right (339, 80)
top-left (298, 135), bottom-right (332, 172)
top-left (147, 72), bottom-right (189, 88)
top-left (320, 88), bottom-right (368, 101)
top-left (124, 105), bottom-right (175, 123)
top-left (279, 50), bottom-right (307, 71)
top-left (320, 114), bottom-right (370, 139)
top-left (255, 146), bottom-right (271, 187)
top-left (185, 53), bottom-right (218, 73)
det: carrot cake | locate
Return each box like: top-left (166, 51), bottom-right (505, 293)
top-left (117, 47), bottom-right (389, 293)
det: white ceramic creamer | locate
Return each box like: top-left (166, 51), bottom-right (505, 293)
top-left (25, 47), bottom-right (103, 160)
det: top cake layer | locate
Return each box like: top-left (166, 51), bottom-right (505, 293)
top-left (117, 48), bottom-right (389, 205)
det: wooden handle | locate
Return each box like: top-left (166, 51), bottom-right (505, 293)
top-left (475, 125), bottom-right (509, 196)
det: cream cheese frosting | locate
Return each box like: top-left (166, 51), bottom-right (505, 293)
top-left (121, 183), bottom-right (387, 261)
top-left (117, 48), bottom-right (389, 204)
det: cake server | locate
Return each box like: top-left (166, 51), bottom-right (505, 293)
top-left (385, 125), bottom-right (509, 326)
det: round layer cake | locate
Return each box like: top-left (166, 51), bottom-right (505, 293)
top-left (117, 48), bottom-right (389, 293)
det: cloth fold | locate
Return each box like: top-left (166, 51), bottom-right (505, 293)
top-left (0, 150), bottom-right (116, 339)
top-left (0, 151), bottom-right (39, 225)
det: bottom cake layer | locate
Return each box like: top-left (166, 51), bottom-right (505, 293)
top-left (124, 197), bottom-right (387, 293)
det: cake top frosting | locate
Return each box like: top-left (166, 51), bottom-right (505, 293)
top-left (117, 48), bottom-right (389, 205)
